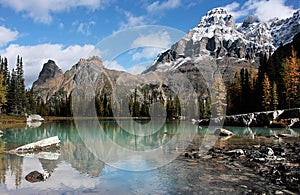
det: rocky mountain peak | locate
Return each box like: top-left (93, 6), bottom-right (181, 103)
top-left (198, 7), bottom-right (235, 29)
top-left (32, 60), bottom-right (65, 102)
top-left (33, 60), bottom-right (63, 86)
top-left (73, 56), bottom-right (103, 71)
top-left (242, 15), bottom-right (260, 28)
top-left (144, 8), bottom-right (300, 74)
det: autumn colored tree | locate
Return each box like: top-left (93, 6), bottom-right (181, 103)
top-left (262, 74), bottom-right (271, 111)
top-left (0, 74), bottom-right (7, 113)
top-left (283, 47), bottom-right (300, 108)
top-left (271, 82), bottom-right (279, 110)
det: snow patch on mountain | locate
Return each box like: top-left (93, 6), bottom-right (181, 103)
top-left (191, 8), bottom-right (244, 42)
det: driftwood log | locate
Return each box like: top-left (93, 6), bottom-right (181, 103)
top-left (8, 136), bottom-right (60, 154)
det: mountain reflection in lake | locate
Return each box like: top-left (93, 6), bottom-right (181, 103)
top-left (0, 120), bottom-right (299, 194)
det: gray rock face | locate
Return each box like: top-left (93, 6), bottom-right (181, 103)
top-left (32, 60), bottom-right (64, 102)
top-left (32, 56), bottom-right (211, 117)
top-left (32, 60), bottom-right (63, 86)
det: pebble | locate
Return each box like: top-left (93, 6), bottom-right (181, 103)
top-left (202, 155), bottom-right (212, 159)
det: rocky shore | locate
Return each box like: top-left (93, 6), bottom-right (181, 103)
top-left (193, 108), bottom-right (300, 128)
top-left (183, 134), bottom-right (300, 194)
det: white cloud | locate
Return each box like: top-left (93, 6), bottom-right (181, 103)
top-left (131, 31), bottom-right (171, 61)
top-left (0, 25), bottom-right (18, 47)
top-left (77, 21), bottom-right (96, 35)
top-left (0, 0), bottom-right (108, 23)
top-left (131, 48), bottom-right (162, 61)
top-left (224, 0), bottom-right (297, 22)
top-left (103, 60), bottom-right (125, 71)
top-left (223, 2), bottom-right (248, 19)
top-left (131, 31), bottom-right (171, 48)
top-left (0, 43), bottom-right (101, 87)
top-left (119, 11), bottom-right (148, 30)
top-left (146, 0), bottom-right (182, 13)
top-left (127, 64), bottom-right (147, 75)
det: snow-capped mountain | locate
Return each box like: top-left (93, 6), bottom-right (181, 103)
top-left (144, 8), bottom-right (300, 74)
top-left (270, 10), bottom-right (300, 48)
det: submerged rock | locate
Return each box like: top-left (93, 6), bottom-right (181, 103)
top-left (25, 171), bottom-right (50, 183)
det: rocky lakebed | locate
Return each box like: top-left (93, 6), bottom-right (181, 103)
top-left (182, 132), bottom-right (300, 195)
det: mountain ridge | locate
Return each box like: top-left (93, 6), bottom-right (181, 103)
top-left (143, 8), bottom-right (299, 74)
top-left (31, 7), bottom-right (300, 113)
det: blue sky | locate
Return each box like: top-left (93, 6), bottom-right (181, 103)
top-left (0, 0), bottom-right (299, 87)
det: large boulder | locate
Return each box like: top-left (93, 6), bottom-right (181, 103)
top-left (224, 113), bottom-right (254, 126)
top-left (279, 108), bottom-right (300, 119)
top-left (251, 110), bottom-right (284, 127)
top-left (214, 128), bottom-right (234, 136)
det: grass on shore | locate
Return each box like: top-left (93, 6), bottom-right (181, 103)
top-left (0, 115), bottom-right (26, 123)
top-left (0, 115), bottom-right (27, 130)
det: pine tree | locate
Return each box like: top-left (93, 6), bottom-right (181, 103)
top-left (226, 71), bottom-right (241, 114)
top-left (133, 88), bottom-right (140, 117)
top-left (7, 69), bottom-right (17, 114)
top-left (0, 74), bottom-right (7, 113)
top-left (271, 82), bottom-right (279, 110)
top-left (16, 56), bottom-right (28, 114)
top-left (129, 94), bottom-right (134, 117)
top-left (257, 54), bottom-right (269, 111)
top-left (239, 68), bottom-right (253, 113)
top-left (3, 57), bottom-right (9, 86)
top-left (140, 91), bottom-right (149, 117)
top-left (262, 74), bottom-right (271, 111)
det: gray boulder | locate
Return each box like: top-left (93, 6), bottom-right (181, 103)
top-left (214, 128), bottom-right (234, 136)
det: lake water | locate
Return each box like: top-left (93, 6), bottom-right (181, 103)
top-left (0, 120), bottom-right (299, 194)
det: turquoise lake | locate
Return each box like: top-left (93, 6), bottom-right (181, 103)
top-left (0, 120), bottom-right (299, 194)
